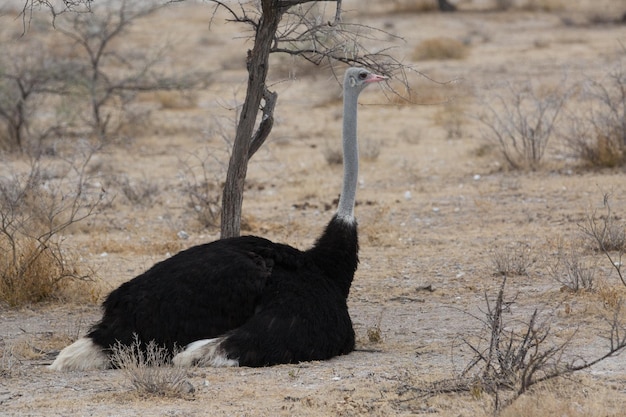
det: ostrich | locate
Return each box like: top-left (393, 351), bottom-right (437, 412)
top-left (49, 67), bottom-right (386, 370)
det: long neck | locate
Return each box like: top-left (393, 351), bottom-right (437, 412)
top-left (336, 88), bottom-right (360, 222)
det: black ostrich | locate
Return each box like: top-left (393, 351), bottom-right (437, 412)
top-left (49, 67), bottom-right (386, 370)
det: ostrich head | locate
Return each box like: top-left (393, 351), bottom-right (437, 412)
top-left (344, 67), bottom-right (388, 93)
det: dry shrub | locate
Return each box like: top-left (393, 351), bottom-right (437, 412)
top-left (413, 38), bottom-right (468, 61)
top-left (577, 135), bottom-right (625, 168)
top-left (0, 231), bottom-right (100, 307)
top-left (579, 194), bottom-right (625, 287)
top-left (0, 239), bottom-right (68, 306)
top-left (111, 336), bottom-right (192, 398)
top-left (0, 153), bottom-right (104, 307)
top-left (387, 0), bottom-right (438, 14)
top-left (564, 58), bottom-right (626, 168)
top-left (459, 277), bottom-right (626, 413)
top-left (478, 80), bottom-right (568, 170)
top-left (114, 174), bottom-right (160, 207)
top-left (154, 90), bottom-right (198, 110)
top-left (547, 243), bottom-right (596, 292)
top-left (596, 282), bottom-right (623, 309)
top-left (490, 242), bottom-right (535, 277)
top-left (580, 195), bottom-right (626, 253)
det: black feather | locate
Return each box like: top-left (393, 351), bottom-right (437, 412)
top-left (87, 216), bottom-right (358, 366)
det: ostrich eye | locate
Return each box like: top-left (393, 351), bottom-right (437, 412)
top-left (358, 72), bottom-right (368, 80)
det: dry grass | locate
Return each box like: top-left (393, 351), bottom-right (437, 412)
top-left (0, 341), bottom-right (22, 378)
top-left (111, 336), bottom-right (192, 398)
top-left (114, 174), bottom-right (160, 207)
top-left (0, 238), bottom-right (90, 306)
top-left (0, 153), bottom-right (105, 307)
top-left (573, 125), bottom-right (626, 168)
top-left (563, 57), bottom-right (626, 168)
top-left (490, 242), bottom-right (535, 277)
top-left (153, 90), bottom-right (198, 110)
top-left (387, 0), bottom-right (438, 14)
top-left (413, 37), bottom-right (469, 61)
top-left (498, 377), bottom-right (616, 417)
top-left (547, 241), bottom-right (596, 292)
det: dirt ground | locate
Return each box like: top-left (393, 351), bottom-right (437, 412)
top-left (2, 1), bottom-right (626, 416)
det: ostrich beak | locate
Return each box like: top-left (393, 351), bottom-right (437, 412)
top-left (364, 73), bottom-right (388, 83)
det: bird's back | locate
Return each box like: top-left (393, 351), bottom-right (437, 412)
top-left (88, 236), bottom-right (297, 353)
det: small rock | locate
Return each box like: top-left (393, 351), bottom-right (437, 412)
top-left (180, 380), bottom-right (195, 394)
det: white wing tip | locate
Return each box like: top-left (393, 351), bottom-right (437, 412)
top-left (49, 337), bottom-right (108, 371)
top-left (173, 337), bottom-right (238, 367)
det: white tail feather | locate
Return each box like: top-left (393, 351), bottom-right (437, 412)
top-left (48, 337), bottom-right (108, 371)
top-left (172, 337), bottom-right (238, 367)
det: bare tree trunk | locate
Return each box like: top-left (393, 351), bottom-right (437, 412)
top-left (437, 0), bottom-right (456, 12)
top-left (220, 0), bottom-right (283, 238)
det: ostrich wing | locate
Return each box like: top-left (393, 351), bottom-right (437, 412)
top-left (87, 236), bottom-right (279, 353)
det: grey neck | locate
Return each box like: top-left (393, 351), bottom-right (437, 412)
top-left (336, 87), bottom-right (360, 223)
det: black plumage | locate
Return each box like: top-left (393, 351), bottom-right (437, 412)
top-left (88, 215), bottom-right (357, 366)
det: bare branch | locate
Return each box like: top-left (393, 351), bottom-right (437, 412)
top-left (248, 87), bottom-right (277, 159)
top-left (579, 194), bottom-right (625, 286)
top-left (459, 276), bottom-right (626, 412)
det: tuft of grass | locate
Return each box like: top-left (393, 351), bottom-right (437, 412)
top-left (111, 336), bottom-right (193, 398)
top-left (490, 242), bottom-right (535, 277)
top-left (367, 327), bottom-right (383, 343)
top-left (366, 310), bottom-right (385, 344)
top-left (547, 243), bottom-right (596, 292)
top-left (413, 38), bottom-right (468, 61)
top-left (115, 174), bottom-right (160, 207)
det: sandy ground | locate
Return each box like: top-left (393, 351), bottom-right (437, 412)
top-left (1, 1), bottom-right (626, 416)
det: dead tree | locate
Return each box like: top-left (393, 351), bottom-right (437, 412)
top-left (54, 0), bottom-right (207, 140)
top-left (209, 0), bottom-right (406, 237)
